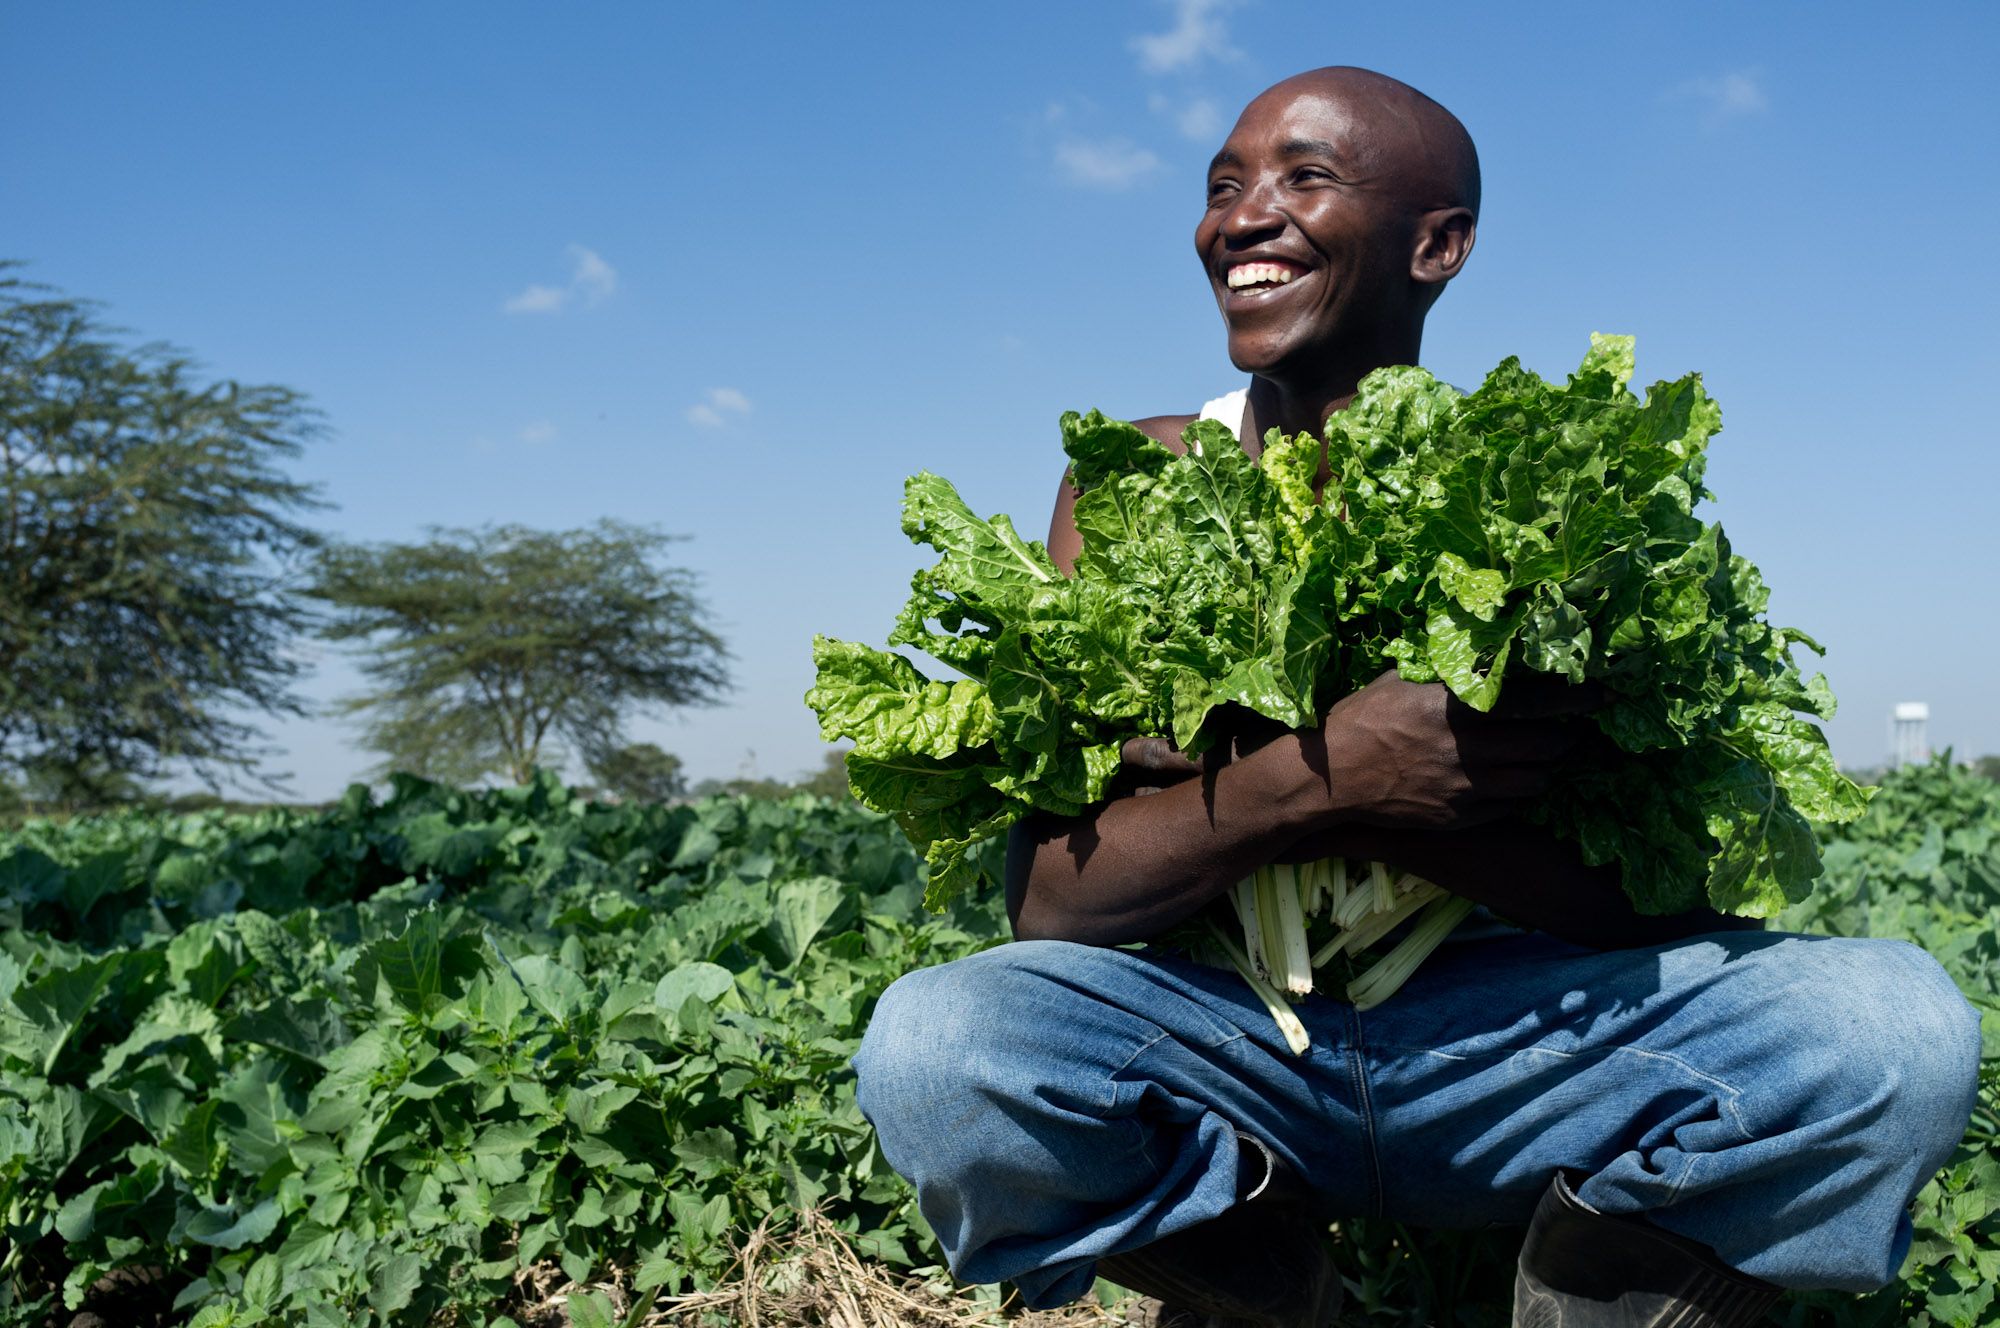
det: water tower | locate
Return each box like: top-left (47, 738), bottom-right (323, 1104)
top-left (1890, 702), bottom-right (1930, 769)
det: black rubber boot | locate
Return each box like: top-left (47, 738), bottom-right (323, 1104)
top-left (1100, 1133), bottom-right (1342, 1328)
top-left (1512, 1172), bottom-right (1783, 1327)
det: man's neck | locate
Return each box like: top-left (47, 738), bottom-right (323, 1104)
top-left (1241, 330), bottom-right (1423, 446)
top-left (1242, 376), bottom-right (1360, 450)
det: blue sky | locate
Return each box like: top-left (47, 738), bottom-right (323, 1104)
top-left (4, 2), bottom-right (1996, 796)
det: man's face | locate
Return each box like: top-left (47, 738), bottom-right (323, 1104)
top-left (1195, 83), bottom-right (1414, 376)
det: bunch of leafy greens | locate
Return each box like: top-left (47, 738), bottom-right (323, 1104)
top-left (808, 335), bottom-right (1868, 916)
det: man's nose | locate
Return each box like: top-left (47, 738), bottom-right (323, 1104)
top-left (1219, 179), bottom-right (1285, 245)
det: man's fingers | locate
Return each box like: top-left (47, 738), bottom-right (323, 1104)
top-left (1119, 737), bottom-right (1203, 777)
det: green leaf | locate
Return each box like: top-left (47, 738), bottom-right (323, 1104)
top-left (160, 1097), bottom-right (233, 1179)
top-left (218, 1058), bottom-right (303, 1179)
top-left (353, 907), bottom-right (483, 1014)
top-left (567, 1291), bottom-right (620, 1328)
top-left (1433, 551), bottom-right (1508, 621)
top-left (900, 471), bottom-right (1059, 593)
top-left (0, 848), bottom-right (64, 905)
top-left (673, 1126), bottom-right (738, 1182)
top-left (368, 1251), bottom-right (423, 1315)
top-left (768, 876), bottom-right (852, 968)
top-left (62, 851), bottom-right (131, 917)
top-left (508, 953), bottom-right (590, 1023)
top-left (1060, 408), bottom-right (1176, 488)
top-left (1423, 602), bottom-right (1516, 713)
top-left (805, 638), bottom-right (997, 761)
top-left (183, 1197), bottom-right (280, 1250)
top-left (9, 952), bottom-right (132, 1074)
top-left (222, 998), bottom-right (350, 1066)
top-left (653, 962), bottom-right (734, 1014)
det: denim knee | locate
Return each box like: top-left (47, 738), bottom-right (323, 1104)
top-left (852, 941), bottom-right (1119, 1160)
top-left (1762, 937), bottom-right (1983, 1161)
top-left (852, 955), bottom-right (979, 1135)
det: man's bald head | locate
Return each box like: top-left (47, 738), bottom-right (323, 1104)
top-left (1196, 66), bottom-right (1481, 387)
top-left (1239, 66), bottom-right (1481, 222)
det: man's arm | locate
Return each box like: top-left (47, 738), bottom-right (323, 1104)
top-left (1007, 691), bottom-right (1758, 951)
top-left (1006, 656), bottom-right (1613, 936)
top-left (1005, 727), bottom-right (1333, 946)
top-left (1015, 447), bottom-right (1755, 952)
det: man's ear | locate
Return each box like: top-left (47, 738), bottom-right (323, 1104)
top-left (1411, 207), bottom-right (1476, 287)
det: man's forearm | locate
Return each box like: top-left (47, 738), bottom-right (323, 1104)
top-left (1005, 732), bottom-right (1329, 945)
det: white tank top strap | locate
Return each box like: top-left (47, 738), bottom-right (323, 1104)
top-left (1195, 387), bottom-right (1251, 451)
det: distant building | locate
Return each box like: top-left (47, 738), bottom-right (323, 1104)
top-left (1890, 702), bottom-right (1930, 769)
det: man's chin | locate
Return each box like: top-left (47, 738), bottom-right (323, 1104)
top-left (1224, 331), bottom-right (1291, 377)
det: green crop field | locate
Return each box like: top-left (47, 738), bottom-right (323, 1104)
top-left (2, 761), bottom-right (1996, 1327)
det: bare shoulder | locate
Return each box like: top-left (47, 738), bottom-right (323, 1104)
top-left (1128, 413), bottom-right (1199, 456)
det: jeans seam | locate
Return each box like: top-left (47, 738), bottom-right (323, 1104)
top-left (1113, 1030), bottom-right (1176, 1078)
top-left (1111, 1025), bottom-right (1249, 1079)
top-left (1377, 1042), bottom-right (1757, 1144)
top-left (1663, 1147), bottom-right (1704, 1205)
top-left (1348, 1006), bottom-right (1386, 1219)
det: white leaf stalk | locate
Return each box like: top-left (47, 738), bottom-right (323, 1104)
top-left (1263, 865), bottom-right (1315, 997)
top-left (1206, 920), bottom-right (1311, 1056)
top-left (1347, 895), bottom-right (1476, 1010)
top-left (1213, 860), bottom-right (1470, 1054)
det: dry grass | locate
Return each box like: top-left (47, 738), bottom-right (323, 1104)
top-left (504, 1210), bottom-right (1127, 1328)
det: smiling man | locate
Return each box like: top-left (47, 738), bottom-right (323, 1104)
top-left (851, 68), bottom-right (1982, 1328)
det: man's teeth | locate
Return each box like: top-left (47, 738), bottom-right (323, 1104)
top-left (1227, 263), bottom-right (1299, 290)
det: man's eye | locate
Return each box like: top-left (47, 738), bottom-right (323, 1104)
top-left (1206, 180), bottom-right (1236, 201)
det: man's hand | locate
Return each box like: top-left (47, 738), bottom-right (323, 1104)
top-left (1114, 710), bottom-right (1287, 789)
top-left (1116, 735), bottom-right (1203, 785)
top-left (1113, 675), bottom-right (1596, 826)
top-left (1317, 670), bottom-right (1600, 830)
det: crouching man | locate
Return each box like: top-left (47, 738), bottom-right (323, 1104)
top-left (854, 67), bottom-right (1982, 1328)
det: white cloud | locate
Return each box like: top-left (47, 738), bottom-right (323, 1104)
top-left (1131, 0), bottom-right (1239, 74)
top-left (503, 245), bottom-right (619, 314)
top-left (519, 419), bottom-right (558, 444)
top-left (1671, 70), bottom-right (1769, 126)
top-left (1150, 92), bottom-right (1225, 144)
top-left (568, 245), bottom-right (617, 303)
top-left (686, 387), bottom-right (752, 428)
top-left (503, 284), bottom-right (567, 315)
top-left (1055, 136), bottom-right (1163, 190)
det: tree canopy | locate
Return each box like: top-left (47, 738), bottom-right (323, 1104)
top-left (311, 521), bottom-right (730, 785)
top-left (0, 268), bottom-right (325, 799)
top-left (587, 741), bottom-right (687, 804)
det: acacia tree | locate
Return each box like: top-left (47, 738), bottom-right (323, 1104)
top-left (587, 741), bottom-right (687, 804)
top-left (311, 522), bottom-right (729, 785)
top-left (0, 269), bottom-right (324, 799)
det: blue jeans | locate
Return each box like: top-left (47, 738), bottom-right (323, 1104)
top-left (852, 929), bottom-right (1983, 1309)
